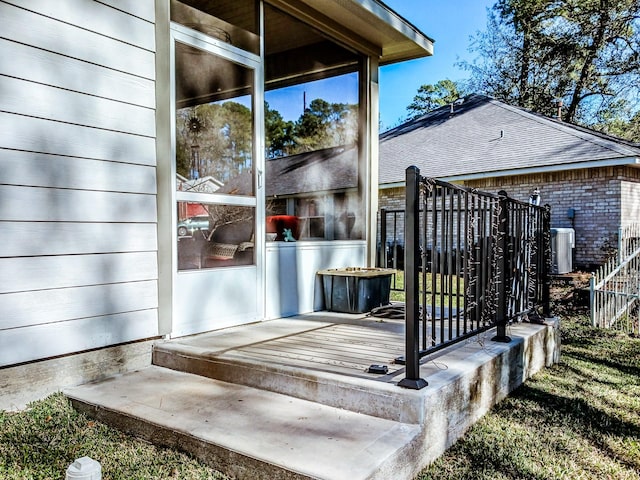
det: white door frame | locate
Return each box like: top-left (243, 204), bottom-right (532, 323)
top-left (169, 23), bottom-right (265, 337)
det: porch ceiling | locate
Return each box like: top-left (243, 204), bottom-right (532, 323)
top-left (267, 0), bottom-right (434, 64)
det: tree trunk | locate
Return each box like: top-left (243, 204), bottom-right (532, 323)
top-left (566, 0), bottom-right (609, 122)
top-left (519, 33), bottom-right (531, 107)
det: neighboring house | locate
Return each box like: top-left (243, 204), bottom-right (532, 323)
top-left (177, 174), bottom-right (224, 217)
top-left (0, 0), bottom-right (434, 408)
top-left (379, 94), bottom-right (640, 270)
top-left (177, 173), bottom-right (224, 194)
top-left (266, 143), bottom-right (360, 240)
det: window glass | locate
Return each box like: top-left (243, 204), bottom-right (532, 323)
top-left (263, 4), bottom-right (363, 240)
top-left (175, 42), bottom-right (254, 196)
top-left (177, 202), bottom-right (255, 270)
top-left (174, 37), bottom-right (257, 270)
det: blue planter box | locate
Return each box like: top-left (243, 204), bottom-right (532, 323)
top-left (318, 267), bottom-right (395, 314)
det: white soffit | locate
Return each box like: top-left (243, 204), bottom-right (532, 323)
top-left (273, 0), bottom-right (434, 63)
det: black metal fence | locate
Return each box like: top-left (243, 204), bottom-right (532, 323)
top-left (394, 166), bottom-right (551, 389)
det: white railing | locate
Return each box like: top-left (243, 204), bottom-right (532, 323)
top-left (619, 223), bottom-right (640, 262)
top-left (590, 224), bottom-right (640, 334)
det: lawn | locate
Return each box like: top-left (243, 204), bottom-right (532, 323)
top-left (1, 282), bottom-right (638, 480)
top-left (390, 270), bottom-right (465, 307)
top-left (0, 393), bottom-right (230, 479)
top-left (418, 281), bottom-right (640, 480)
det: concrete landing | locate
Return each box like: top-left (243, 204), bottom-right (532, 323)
top-left (65, 315), bottom-right (560, 480)
top-left (66, 366), bottom-right (421, 480)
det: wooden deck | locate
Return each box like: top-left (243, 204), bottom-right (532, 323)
top-left (163, 312), bottom-right (407, 381)
top-left (228, 319), bottom-right (406, 378)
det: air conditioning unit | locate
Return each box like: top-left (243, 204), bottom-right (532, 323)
top-left (551, 228), bottom-right (575, 274)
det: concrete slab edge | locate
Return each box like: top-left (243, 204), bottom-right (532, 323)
top-left (67, 397), bottom-right (316, 480)
top-left (403, 319), bottom-right (561, 476)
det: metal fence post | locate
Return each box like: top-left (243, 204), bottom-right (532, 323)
top-left (399, 166), bottom-right (428, 389)
top-left (542, 204), bottom-right (552, 317)
top-left (492, 191), bottom-right (511, 343)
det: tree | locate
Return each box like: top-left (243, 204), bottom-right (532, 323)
top-left (406, 79), bottom-right (467, 118)
top-left (464, 0), bottom-right (640, 136)
top-left (176, 101), bottom-right (252, 181)
top-left (593, 105), bottom-right (640, 142)
top-left (291, 98), bottom-right (358, 153)
top-left (265, 102), bottom-right (295, 158)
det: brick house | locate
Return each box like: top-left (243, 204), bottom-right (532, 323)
top-left (378, 94), bottom-right (640, 270)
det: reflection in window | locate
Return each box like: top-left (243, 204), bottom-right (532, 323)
top-left (174, 42), bottom-right (254, 196)
top-left (266, 143), bottom-right (363, 240)
top-left (297, 199), bottom-right (325, 239)
top-left (177, 202), bottom-right (255, 270)
top-left (176, 99), bottom-right (253, 191)
top-left (263, 3), bottom-right (363, 241)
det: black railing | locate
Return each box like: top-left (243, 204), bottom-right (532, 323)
top-left (397, 166), bottom-right (551, 389)
top-left (379, 208), bottom-right (405, 289)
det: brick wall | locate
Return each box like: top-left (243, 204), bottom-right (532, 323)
top-left (378, 187), bottom-right (406, 243)
top-left (377, 187), bottom-right (406, 266)
top-left (378, 166), bottom-right (640, 270)
top-left (621, 179), bottom-right (640, 226)
top-left (463, 167), bottom-right (635, 269)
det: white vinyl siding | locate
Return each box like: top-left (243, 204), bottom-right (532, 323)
top-left (1, 39), bottom-right (155, 108)
top-left (0, 76), bottom-right (156, 138)
top-left (0, 223), bottom-right (157, 257)
top-left (0, 253), bottom-right (158, 294)
top-left (0, 0), bottom-right (159, 366)
top-left (1, 2), bottom-right (154, 79)
top-left (0, 150), bottom-right (156, 194)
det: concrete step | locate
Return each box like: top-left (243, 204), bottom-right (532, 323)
top-left (153, 335), bottom-right (426, 424)
top-left (65, 366), bottom-right (421, 480)
top-left (65, 318), bottom-right (560, 479)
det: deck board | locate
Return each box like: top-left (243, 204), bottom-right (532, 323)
top-left (232, 322), bottom-right (405, 376)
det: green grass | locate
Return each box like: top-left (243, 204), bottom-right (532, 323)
top-left (0, 394), bottom-right (229, 480)
top-left (390, 270), bottom-right (465, 307)
top-left (417, 285), bottom-right (640, 480)
top-left (1, 283), bottom-right (638, 480)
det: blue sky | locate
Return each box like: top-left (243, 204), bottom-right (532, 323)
top-left (264, 1), bottom-right (496, 128)
top-left (380, 0), bottom-right (496, 129)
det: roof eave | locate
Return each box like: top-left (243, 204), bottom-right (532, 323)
top-left (440, 156), bottom-right (640, 183)
top-left (352, 0), bottom-right (434, 63)
top-left (274, 0), bottom-right (434, 63)
top-left (379, 156), bottom-right (640, 187)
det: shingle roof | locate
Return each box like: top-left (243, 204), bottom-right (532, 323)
top-left (379, 94), bottom-right (640, 185)
top-left (266, 143), bottom-right (358, 197)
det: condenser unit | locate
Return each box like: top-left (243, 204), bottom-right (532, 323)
top-left (551, 228), bottom-right (575, 274)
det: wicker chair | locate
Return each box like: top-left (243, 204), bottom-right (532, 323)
top-left (202, 221), bottom-right (254, 267)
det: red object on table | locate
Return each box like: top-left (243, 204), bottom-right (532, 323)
top-left (266, 215), bottom-right (300, 241)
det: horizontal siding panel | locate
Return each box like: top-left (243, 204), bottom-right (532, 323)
top-left (3, 0), bottom-right (155, 51)
top-left (1, 2), bottom-right (154, 79)
top-left (0, 112), bottom-right (156, 165)
top-left (0, 309), bottom-right (159, 367)
top-left (99, 0), bottom-right (155, 23)
top-left (0, 252), bottom-right (158, 294)
top-left (0, 76), bottom-right (155, 137)
top-left (0, 186), bottom-right (157, 223)
top-left (0, 222), bottom-right (157, 257)
top-left (0, 39), bottom-right (155, 108)
top-left (0, 149), bottom-right (157, 194)
top-left (0, 280), bottom-right (158, 330)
